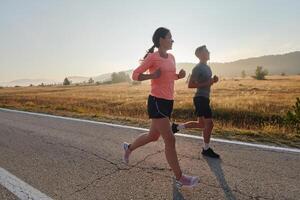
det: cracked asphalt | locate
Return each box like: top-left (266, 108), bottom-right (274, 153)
top-left (0, 109), bottom-right (299, 200)
top-left (0, 184), bottom-right (18, 200)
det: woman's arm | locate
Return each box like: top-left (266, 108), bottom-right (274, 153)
top-left (137, 68), bottom-right (161, 81)
top-left (132, 54), bottom-right (161, 81)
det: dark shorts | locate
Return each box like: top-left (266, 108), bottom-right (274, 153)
top-left (147, 95), bottom-right (174, 119)
top-left (193, 96), bottom-right (212, 118)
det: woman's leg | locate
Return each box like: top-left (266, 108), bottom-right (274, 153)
top-left (128, 121), bottom-right (160, 151)
top-left (124, 117), bottom-right (199, 186)
top-left (153, 118), bottom-right (182, 180)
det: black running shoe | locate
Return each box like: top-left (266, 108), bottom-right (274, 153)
top-left (171, 123), bottom-right (179, 134)
top-left (202, 148), bottom-right (220, 158)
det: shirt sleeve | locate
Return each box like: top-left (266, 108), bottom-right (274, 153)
top-left (174, 74), bottom-right (179, 80)
top-left (171, 54), bottom-right (179, 80)
top-left (190, 67), bottom-right (199, 82)
top-left (132, 54), bottom-right (154, 81)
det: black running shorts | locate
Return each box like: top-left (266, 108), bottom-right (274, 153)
top-left (193, 96), bottom-right (212, 118)
top-left (147, 95), bottom-right (174, 119)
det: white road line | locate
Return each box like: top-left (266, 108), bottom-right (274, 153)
top-left (175, 133), bottom-right (300, 153)
top-left (0, 167), bottom-right (53, 200)
top-left (1, 108), bottom-right (300, 154)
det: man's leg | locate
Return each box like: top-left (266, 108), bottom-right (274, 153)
top-left (172, 117), bottom-right (204, 133)
top-left (201, 118), bottom-right (219, 158)
top-left (202, 118), bottom-right (213, 149)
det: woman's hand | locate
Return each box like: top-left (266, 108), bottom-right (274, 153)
top-left (137, 68), bottom-right (161, 81)
top-left (178, 69), bottom-right (186, 79)
top-left (151, 68), bottom-right (161, 79)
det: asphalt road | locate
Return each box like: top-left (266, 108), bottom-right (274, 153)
top-left (0, 109), bottom-right (299, 200)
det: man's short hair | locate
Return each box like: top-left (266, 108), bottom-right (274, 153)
top-left (195, 45), bottom-right (207, 56)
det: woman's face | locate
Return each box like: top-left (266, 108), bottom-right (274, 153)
top-left (159, 32), bottom-right (174, 50)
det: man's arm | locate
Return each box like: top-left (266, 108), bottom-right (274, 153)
top-left (188, 78), bottom-right (214, 88)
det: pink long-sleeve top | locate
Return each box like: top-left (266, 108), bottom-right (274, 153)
top-left (132, 51), bottom-right (178, 100)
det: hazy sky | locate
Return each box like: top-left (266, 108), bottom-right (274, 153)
top-left (0, 0), bottom-right (299, 82)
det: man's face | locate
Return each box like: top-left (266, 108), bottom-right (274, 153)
top-left (200, 48), bottom-right (210, 61)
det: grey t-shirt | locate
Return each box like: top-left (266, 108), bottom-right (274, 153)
top-left (190, 63), bottom-right (212, 98)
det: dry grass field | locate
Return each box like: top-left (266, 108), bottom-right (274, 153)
top-left (0, 75), bottom-right (299, 147)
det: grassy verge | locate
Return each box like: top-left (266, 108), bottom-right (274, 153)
top-left (1, 103), bottom-right (299, 148)
top-left (0, 76), bottom-right (299, 148)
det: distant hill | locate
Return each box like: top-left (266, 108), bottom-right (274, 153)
top-left (67, 76), bottom-right (89, 83)
top-left (0, 79), bottom-right (59, 87)
top-left (1, 51), bottom-right (299, 87)
top-left (177, 51), bottom-right (300, 77)
top-left (93, 73), bottom-right (112, 83)
top-left (93, 70), bottom-right (133, 83)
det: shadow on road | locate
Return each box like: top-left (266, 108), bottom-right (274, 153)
top-left (204, 156), bottom-right (236, 200)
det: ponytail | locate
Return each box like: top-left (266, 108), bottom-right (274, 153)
top-left (143, 45), bottom-right (155, 59)
top-left (142, 27), bottom-right (170, 60)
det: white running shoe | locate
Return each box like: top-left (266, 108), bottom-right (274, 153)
top-left (122, 142), bottom-right (131, 164)
top-left (175, 174), bottom-right (199, 188)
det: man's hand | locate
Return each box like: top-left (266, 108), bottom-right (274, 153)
top-left (213, 75), bottom-right (219, 83)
